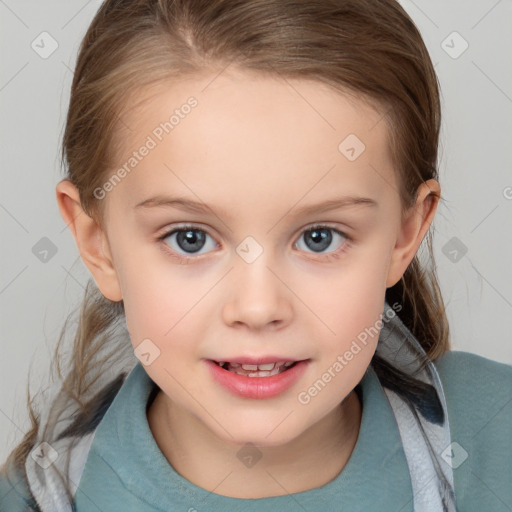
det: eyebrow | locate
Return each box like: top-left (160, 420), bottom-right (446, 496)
top-left (134, 195), bottom-right (378, 218)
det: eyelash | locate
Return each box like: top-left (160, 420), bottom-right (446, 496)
top-left (156, 223), bottom-right (353, 263)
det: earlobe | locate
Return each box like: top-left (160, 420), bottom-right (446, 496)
top-left (56, 179), bottom-right (123, 302)
top-left (386, 179), bottom-right (440, 288)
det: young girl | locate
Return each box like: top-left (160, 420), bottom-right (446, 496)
top-left (2, 0), bottom-right (511, 510)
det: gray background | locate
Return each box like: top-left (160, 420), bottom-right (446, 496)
top-left (1, 0), bottom-right (511, 463)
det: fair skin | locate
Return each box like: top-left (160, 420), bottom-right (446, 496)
top-left (56, 68), bottom-right (439, 499)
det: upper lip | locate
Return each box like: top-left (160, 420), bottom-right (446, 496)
top-left (210, 356), bottom-right (307, 365)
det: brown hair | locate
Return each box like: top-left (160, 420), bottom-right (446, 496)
top-left (3, 0), bottom-right (449, 492)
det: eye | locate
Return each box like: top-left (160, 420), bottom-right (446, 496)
top-left (294, 224), bottom-right (350, 259)
top-left (157, 223), bottom-right (351, 262)
top-left (157, 225), bottom-right (217, 260)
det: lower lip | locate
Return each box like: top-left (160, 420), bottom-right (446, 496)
top-left (205, 359), bottom-right (310, 399)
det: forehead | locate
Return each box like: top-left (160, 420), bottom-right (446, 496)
top-left (120, 68), bottom-right (387, 142)
top-left (107, 68), bottom-right (397, 215)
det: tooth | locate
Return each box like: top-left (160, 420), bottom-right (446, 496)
top-left (241, 364), bottom-right (258, 371)
top-left (258, 363), bottom-right (275, 371)
top-left (228, 364), bottom-right (289, 377)
top-left (284, 361), bottom-right (294, 367)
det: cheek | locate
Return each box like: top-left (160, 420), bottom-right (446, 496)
top-left (119, 254), bottom-right (216, 359)
top-left (320, 248), bottom-right (391, 325)
top-left (310, 245), bottom-right (392, 383)
top-left (115, 250), bottom-right (181, 345)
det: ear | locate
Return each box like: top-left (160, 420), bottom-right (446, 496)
top-left (385, 179), bottom-right (440, 288)
top-left (56, 179), bottom-right (123, 301)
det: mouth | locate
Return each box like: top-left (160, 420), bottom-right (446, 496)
top-left (210, 360), bottom-right (301, 377)
top-left (206, 358), bottom-right (311, 399)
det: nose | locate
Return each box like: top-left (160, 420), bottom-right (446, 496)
top-left (221, 251), bottom-right (293, 331)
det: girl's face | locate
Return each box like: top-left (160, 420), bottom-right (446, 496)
top-left (87, 69), bottom-right (434, 447)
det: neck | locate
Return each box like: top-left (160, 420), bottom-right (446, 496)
top-left (147, 388), bottom-right (362, 499)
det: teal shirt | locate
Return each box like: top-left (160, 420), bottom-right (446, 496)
top-left (2, 350), bottom-right (512, 511)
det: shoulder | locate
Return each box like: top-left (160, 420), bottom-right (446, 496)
top-left (433, 349), bottom-right (512, 436)
top-left (0, 458), bottom-right (39, 511)
top-left (433, 349), bottom-right (512, 416)
top-left (434, 348), bottom-right (512, 387)
top-left (434, 348), bottom-right (512, 377)
top-left (433, 350), bottom-right (512, 510)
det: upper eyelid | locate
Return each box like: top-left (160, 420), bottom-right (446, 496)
top-left (157, 222), bottom-right (349, 239)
